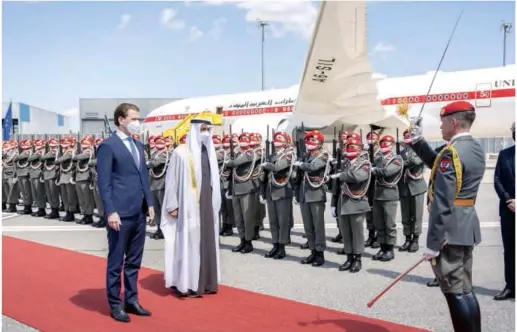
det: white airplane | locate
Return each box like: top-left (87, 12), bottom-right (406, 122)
top-left (143, 1), bottom-right (516, 141)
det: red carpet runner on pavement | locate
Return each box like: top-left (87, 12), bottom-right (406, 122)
top-left (3, 236), bottom-right (430, 332)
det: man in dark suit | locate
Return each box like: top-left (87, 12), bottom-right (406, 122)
top-left (493, 121), bottom-right (515, 301)
top-left (97, 103), bottom-right (155, 323)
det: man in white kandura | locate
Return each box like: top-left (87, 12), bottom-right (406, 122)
top-left (161, 118), bottom-right (221, 298)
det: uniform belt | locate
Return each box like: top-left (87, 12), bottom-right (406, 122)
top-left (453, 199), bottom-right (475, 207)
top-left (274, 177), bottom-right (288, 183)
top-left (309, 176), bottom-right (323, 182)
top-left (349, 190), bottom-right (365, 195)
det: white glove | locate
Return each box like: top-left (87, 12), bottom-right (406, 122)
top-left (423, 247), bottom-right (439, 261)
top-left (225, 191), bottom-right (232, 199)
top-left (331, 207), bottom-right (337, 218)
top-left (294, 199), bottom-right (299, 205)
top-left (259, 196), bottom-right (267, 205)
top-left (330, 173), bottom-right (341, 179)
top-left (410, 117), bottom-right (423, 143)
top-left (370, 167), bottom-right (378, 174)
top-left (294, 161), bottom-right (303, 167)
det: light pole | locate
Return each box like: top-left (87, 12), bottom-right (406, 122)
top-left (257, 20), bottom-right (269, 91)
top-left (501, 21), bottom-right (512, 67)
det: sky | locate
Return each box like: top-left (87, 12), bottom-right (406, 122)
top-left (2, 0), bottom-right (515, 112)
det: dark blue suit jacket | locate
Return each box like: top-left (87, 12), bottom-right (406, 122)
top-left (494, 145), bottom-right (515, 214)
top-left (96, 134), bottom-right (153, 219)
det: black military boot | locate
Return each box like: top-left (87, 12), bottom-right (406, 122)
top-left (60, 211), bottom-right (75, 222)
top-left (380, 244), bottom-right (395, 261)
top-left (151, 228), bottom-right (164, 239)
top-left (253, 226), bottom-right (260, 240)
top-left (18, 205), bottom-right (32, 215)
top-left (331, 230), bottom-right (342, 243)
top-left (265, 243), bottom-right (279, 258)
top-left (302, 233), bottom-right (306, 238)
top-left (77, 215), bottom-right (88, 224)
top-left (311, 251), bottom-right (325, 267)
top-left (219, 223), bottom-right (233, 236)
top-left (81, 214), bottom-right (94, 225)
top-left (464, 292), bottom-right (481, 332)
top-left (444, 293), bottom-right (474, 332)
top-left (32, 207), bottom-right (46, 217)
top-left (301, 250), bottom-right (317, 265)
top-left (232, 239), bottom-right (246, 253)
top-left (427, 278), bottom-right (439, 287)
top-left (350, 254), bottom-right (362, 273)
top-left (300, 241), bottom-right (309, 250)
top-left (408, 235), bottom-right (420, 252)
top-left (371, 234), bottom-right (380, 248)
top-left (336, 248), bottom-right (345, 255)
top-left (7, 204), bottom-right (17, 212)
top-left (365, 229), bottom-right (375, 247)
top-left (2, 203), bottom-right (7, 211)
top-left (372, 244), bottom-right (386, 260)
top-left (59, 203), bottom-right (65, 212)
top-left (398, 235), bottom-right (412, 251)
top-left (241, 240), bottom-right (253, 254)
top-left (338, 254), bottom-right (354, 271)
top-left (273, 244), bottom-right (286, 260)
top-left (44, 208), bottom-right (60, 219)
top-left (92, 216), bottom-right (107, 228)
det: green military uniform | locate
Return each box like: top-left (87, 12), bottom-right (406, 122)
top-left (261, 147), bottom-right (295, 260)
top-left (147, 148), bottom-right (168, 239)
top-left (27, 146), bottom-right (47, 217)
top-left (371, 145), bottom-right (403, 262)
top-left (2, 148), bottom-right (20, 212)
top-left (296, 148), bottom-right (329, 267)
top-left (218, 147), bottom-right (234, 236)
top-left (398, 146), bottom-right (427, 252)
top-left (227, 147), bottom-right (260, 254)
top-left (252, 146), bottom-right (265, 239)
top-left (365, 148), bottom-right (382, 248)
top-left (73, 148), bottom-right (95, 225)
top-left (331, 155), bottom-right (371, 273)
top-left (41, 142), bottom-right (61, 219)
top-left (410, 101), bottom-right (483, 332)
top-left (56, 148), bottom-right (78, 222)
top-left (88, 149), bottom-right (106, 228)
top-left (15, 147), bottom-right (33, 215)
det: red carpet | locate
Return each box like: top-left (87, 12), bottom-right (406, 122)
top-left (3, 236), bottom-right (430, 332)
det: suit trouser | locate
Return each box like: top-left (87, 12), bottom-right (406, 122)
top-left (300, 201), bottom-right (326, 251)
top-left (30, 178), bottom-right (47, 209)
top-left (267, 198), bottom-right (292, 245)
top-left (151, 189), bottom-right (165, 230)
top-left (500, 207), bottom-right (515, 291)
top-left (432, 245), bottom-right (474, 294)
top-left (338, 213), bottom-right (365, 254)
top-left (399, 193), bottom-right (425, 236)
top-left (233, 192), bottom-right (258, 241)
top-left (373, 200), bottom-right (398, 245)
top-left (106, 213), bottom-right (146, 309)
top-left (44, 179), bottom-right (61, 209)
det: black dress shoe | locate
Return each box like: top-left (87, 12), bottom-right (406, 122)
top-left (398, 236), bottom-right (412, 251)
top-left (110, 308), bottom-right (131, 322)
top-left (494, 287), bottom-right (515, 301)
top-left (427, 278), bottom-right (439, 287)
top-left (124, 302), bottom-right (151, 316)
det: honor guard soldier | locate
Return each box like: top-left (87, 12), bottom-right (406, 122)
top-left (15, 139), bottom-right (34, 215)
top-left (330, 130), bottom-right (351, 244)
top-left (147, 136), bottom-right (169, 239)
top-left (2, 142), bottom-right (9, 211)
top-left (294, 130), bottom-right (331, 267)
top-left (364, 131), bottom-right (381, 248)
top-left (218, 134), bottom-right (235, 236)
top-left (398, 129), bottom-right (427, 252)
top-left (371, 134), bottom-right (403, 262)
top-left (90, 137), bottom-right (106, 228)
top-left (250, 132), bottom-right (265, 239)
top-left (330, 138), bottom-right (372, 272)
top-left (41, 138), bottom-right (61, 219)
top-left (409, 101), bottom-right (484, 332)
top-left (260, 131), bottom-right (295, 260)
top-left (73, 136), bottom-right (96, 225)
top-left (56, 136), bottom-right (79, 222)
top-left (28, 139), bottom-right (47, 217)
top-left (2, 140), bottom-right (20, 212)
top-left (226, 133), bottom-right (260, 254)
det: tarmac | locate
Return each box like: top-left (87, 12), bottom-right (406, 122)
top-left (2, 183), bottom-right (515, 332)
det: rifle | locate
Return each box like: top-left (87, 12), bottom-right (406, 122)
top-left (227, 125), bottom-right (235, 196)
top-left (260, 125), bottom-right (271, 199)
top-left (145, 130), bottom-right (151, 158)
top-left (294, 122), bottom-right (306, 187)
top-left (395, 127), bottom-right (401, 155)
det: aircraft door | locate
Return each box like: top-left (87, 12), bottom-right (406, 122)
top-left (475, 82), bottom-right (492, 108)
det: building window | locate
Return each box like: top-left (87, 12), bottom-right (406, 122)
top-left (57, 114), bottom-right (64, 127)
top-left (19, 103), bottom-right (31, 122)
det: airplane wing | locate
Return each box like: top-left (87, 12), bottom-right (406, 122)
top-left (288, 1), bottom-right (409, 136)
